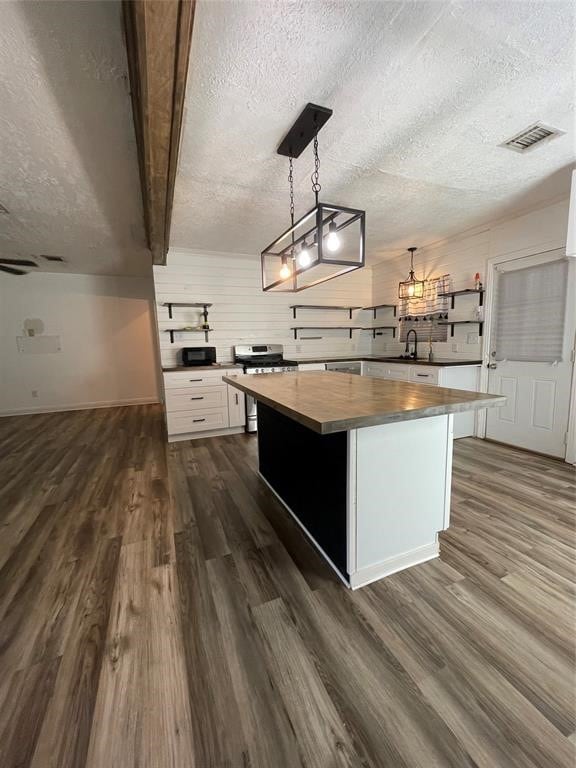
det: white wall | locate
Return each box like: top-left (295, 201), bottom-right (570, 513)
top-left (154, 199), bottom-right (570, 368)
top-left (154, 250), bottom-right (373, 367)
top-left (371, 198), bottom-right (571, 360)
top-left (0, 273), bottom-right (159, 415)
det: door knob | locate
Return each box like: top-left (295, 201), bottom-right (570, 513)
top-left (488, 362), bottom-right (498, 369)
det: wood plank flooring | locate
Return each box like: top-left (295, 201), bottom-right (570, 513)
top-left (0, 404), bottom-right (574, 768)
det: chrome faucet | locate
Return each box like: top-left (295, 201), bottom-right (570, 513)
top-left (405, 329), bottom-right (418, 360)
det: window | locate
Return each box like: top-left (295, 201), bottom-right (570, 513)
top-left (493, 258), bottom-right (568, 362)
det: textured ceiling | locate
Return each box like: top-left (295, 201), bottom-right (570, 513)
top-left (0, 1), bottom-right (149, 276)
top-left (171, 0), bottom-right (575, 263)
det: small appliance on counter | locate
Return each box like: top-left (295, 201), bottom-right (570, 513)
top-left (233, 344), bottom-right (297, 432)
top-left (181, 346), bottom-right (217, 367)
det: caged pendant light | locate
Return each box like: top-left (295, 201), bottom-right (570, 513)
top-left (261, 104), bottom-right (366, 292)
top-left (398, 246), bottom-right (425, 299)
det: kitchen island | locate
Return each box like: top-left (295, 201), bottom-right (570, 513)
top-left (224, 372), bottom-right (504, 589)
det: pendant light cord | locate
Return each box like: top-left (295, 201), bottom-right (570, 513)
top-left (311, 134), bottom-right (321, 206)
top-left (288, 157), bottom-right (295, 226)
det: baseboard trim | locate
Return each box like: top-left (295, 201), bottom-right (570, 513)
top-left (168, 426), bottom-right (245, 442)
top-left (0, 397), bottom-right (159, 417)
top-left (348, 540), bottom-right (439, 590)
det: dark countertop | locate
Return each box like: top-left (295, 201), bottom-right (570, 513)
top-left (285, 356), bottom-right (483, 368)
top-left (162, 363), bottom-right (243, 373)
top-left (223, 371), bottom-right (504, 434)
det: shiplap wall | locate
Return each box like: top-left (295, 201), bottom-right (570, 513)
top-left (153, 249), bottom-right (373, 367)
top-left (371, 199), bottom-right (571, 360)
top-left (154, 201), bottom-right (570, 368)
top-left (372, 230), bottom-right (490, 359)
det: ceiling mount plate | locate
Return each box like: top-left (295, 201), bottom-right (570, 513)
top-left (277, 103), bottom-right (333, 158)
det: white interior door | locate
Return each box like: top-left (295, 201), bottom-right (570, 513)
top-left (486, 250), bottom-right (575, 458)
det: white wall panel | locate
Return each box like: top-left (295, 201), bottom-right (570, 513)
top-left (154, 249), bottom-right (373, 367)
top-left (371, 230), bottom-right (489, 360)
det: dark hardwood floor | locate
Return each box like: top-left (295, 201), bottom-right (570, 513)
top-left (0, 404), bottom-right (574, 768)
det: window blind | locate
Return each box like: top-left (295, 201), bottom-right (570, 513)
top-left (493, 258), bottom-right (568, 362)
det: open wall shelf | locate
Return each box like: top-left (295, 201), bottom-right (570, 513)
top-left (162, 301), bottom-right (212, 319)
top-left (164, 328), bottom-right (212, 343)
top-left (437, 289), bottom-right (483, 309)
top-left (161, 302), bottom-right (213, 342)
top-left (291, 326), bottom-right (363, 340)
top-left (290, 305), bottom-right (362, 320)
top-left (362, 304), bottom-right (397, 319)
top-left (361, 326), bottom-right (396, 339)
top-left (438, 320), bottom-right (483, 337)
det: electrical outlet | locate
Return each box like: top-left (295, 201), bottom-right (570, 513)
top-left (467, 332), bottom-right (479, 344)
top-left (296, 344), bottom-right (301, 353)
top-left (452, 343), bottom-right (459, 353)
top-left (31, 390), bottom-right (38, 398)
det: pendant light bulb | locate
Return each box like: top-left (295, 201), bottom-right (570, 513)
top-left (326, 221), bottom-right (340, 252)
top-left (298, 241), bottom-right (311, 268)
top-left (279, 256), bottom-right (291, 280)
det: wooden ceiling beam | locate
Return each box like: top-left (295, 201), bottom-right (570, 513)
top-left (123, 0), bottom-right (195, 265)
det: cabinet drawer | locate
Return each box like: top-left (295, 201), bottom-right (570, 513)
top-left (383, 364), bottom-right (411, 380)
top-left (166, 407), bottom-right (228, 435)
top-left (410, 367), bottom-right (439, 385)
top-left (362, 362), bottom-right (388, 378)
top-left (163, 369), bottom-right (237, 389)
top-left (165, 386), bottom-right (227, 411)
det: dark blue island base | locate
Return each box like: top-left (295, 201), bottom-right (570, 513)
top-left (257, 403), bottom-right (349, 579)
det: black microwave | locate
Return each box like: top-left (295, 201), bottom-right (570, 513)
top-left (181, 347), bottom-right (217, 367)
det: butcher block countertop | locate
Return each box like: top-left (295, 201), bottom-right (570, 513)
top-left (223, 371), bottom-right (505, 434)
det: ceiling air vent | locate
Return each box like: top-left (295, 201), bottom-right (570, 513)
top-left (501, 122), bottom-right (565, 153)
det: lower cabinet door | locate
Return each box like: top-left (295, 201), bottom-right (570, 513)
top-left (227, 385), bottom-right (246, 427)
top-left (167, 408), bottom-right (228, 435)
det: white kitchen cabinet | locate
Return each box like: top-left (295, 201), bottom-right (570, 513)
top-left (165, 386), bottom-right (228, 411)
top-left (409, 367), bottom-right (440, 386)
top-left (362, 361), bottom-right (387, 378)
top-left (162, 367), bottom-right (245, 441)
top-left (227, 383), bottom-right (246, 427)
top-left (163, 369), bottom-right (232, 388)
top-left (438, 366), bottom-right (480, 438)
top-left (167, 408), bottom-right (229, 435)
top-left (361, 362), bottom-right (480, 438)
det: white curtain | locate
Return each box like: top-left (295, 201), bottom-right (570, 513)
top-left (494, 258), bottom-right (568, 362)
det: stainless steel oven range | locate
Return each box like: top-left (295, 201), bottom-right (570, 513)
top-left (233, 344), bottom-right (297, 432)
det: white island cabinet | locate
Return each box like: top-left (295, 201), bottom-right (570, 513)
top-left (162, 367), bottom-right (246, 441)
top-left (224, 371), bottom-right (504, 589)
